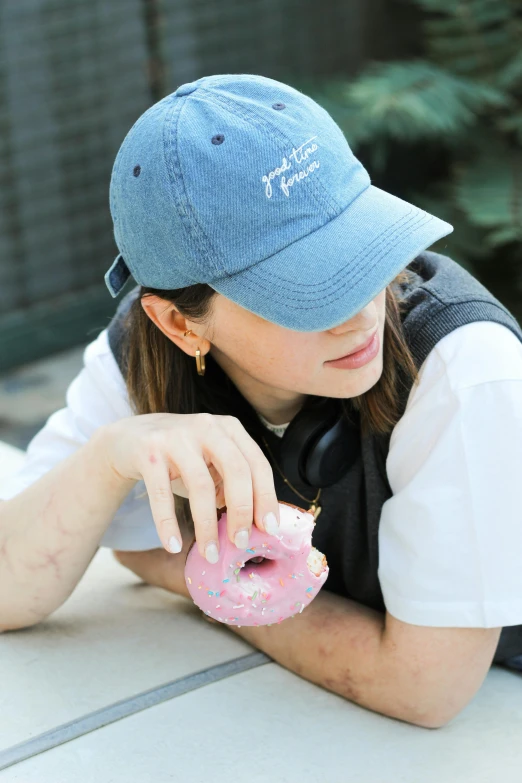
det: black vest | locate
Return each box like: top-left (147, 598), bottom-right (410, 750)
top-left (107, 251), bottom-right (522, 663)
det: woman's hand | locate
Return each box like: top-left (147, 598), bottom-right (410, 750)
top-left (101, 412), bottom-right (280, 564)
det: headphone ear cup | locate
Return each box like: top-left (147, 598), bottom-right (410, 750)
top-left (279, 398), bottom-right (360, 489)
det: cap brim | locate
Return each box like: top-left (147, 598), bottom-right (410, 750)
top-left (210, 185), bottom-right (453, 331)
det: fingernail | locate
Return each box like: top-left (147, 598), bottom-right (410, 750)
top-left (234, 529), bottom-right (250, 550)
top-left (205, 542), bottom-right (219, 564)
top-left (263, 512), bottom-right (279, 535)
top-left (168, 536), bottom-right (182, 553)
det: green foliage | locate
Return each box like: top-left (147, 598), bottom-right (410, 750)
top-left (298, 0), bottom-right (522, 300)
top-left (343, 61), bottom-right (507, 145)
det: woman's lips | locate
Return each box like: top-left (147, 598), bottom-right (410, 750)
top-left (325, 329), bottom-right (380, 369)
top-left (329, 329), bottom-right (378, 361)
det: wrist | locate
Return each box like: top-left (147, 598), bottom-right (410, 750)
top-left (93, 423), bottom-right (138, 492)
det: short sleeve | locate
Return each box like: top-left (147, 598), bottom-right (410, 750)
top-left (377, 321), bottom-right (522, 629)
top-left (0, 329), bottom-right (162, 552)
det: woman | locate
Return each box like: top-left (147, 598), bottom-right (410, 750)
top-left (1, 73), bottom-right (522, 728)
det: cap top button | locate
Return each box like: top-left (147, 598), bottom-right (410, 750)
top-left (174, 82), bottom-right (198, 97)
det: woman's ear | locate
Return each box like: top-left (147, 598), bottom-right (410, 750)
top-left (140, 295), bottom-right (211, 357)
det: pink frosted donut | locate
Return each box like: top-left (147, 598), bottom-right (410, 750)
top-left (184, 500), bottom-right (329, 627)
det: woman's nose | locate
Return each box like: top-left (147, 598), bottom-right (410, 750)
top-left (328, 303), bottom-right (377, 335)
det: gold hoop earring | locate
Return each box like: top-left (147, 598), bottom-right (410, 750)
top-left (183, 329), bottom-right (205, 376)
top-left (195, 347), bottom-right (206, 376)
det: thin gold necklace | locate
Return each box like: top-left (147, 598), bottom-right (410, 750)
top-left (260, 435), bottom-right (322, 521)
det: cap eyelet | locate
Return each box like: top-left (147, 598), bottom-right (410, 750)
top-left (133, 165), bottom-right (141, 177)
top-left (272, 102), bottom-right (286, 110)
top-left (211, 134), bottom-right (225, 145)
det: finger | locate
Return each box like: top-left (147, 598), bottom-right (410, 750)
top-left (201, 429), bottom-right (255, 551)
top-left (140, 459), bottom-right (183, 554)
top-left (173, 446), bottom-right (221, 564)
top-left (216, 416), bottom-right (280, 536)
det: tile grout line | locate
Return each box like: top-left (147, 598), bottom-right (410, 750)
top-left (0, 651), bottom-right (272, 772)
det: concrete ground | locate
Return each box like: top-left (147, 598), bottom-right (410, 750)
top-left (0, 344), bottom-right (87, 450)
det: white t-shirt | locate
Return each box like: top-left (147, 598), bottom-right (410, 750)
top-left (1, 321), bottom-right (522, 629)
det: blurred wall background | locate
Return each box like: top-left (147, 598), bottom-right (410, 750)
top-left (0, 0), bottom-right (419, 373)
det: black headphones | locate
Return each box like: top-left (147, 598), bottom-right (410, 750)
top-left (276, 396), bottom-right (361, 489)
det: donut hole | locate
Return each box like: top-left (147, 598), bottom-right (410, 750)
top-left (242, 554), bottom-right (278, 576)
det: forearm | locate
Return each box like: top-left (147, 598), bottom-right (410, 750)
top-left (116, 550), bottom-right (432, 725)
top-left (0, 425), bottom-right (137, 629)
top-left (227, 590), bottom-right (421, 726)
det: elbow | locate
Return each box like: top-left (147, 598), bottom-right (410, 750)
top-left (403, 700), bottom-right (457, 730)
top-left (407, 712), bottom-right (452, 730)
top-left (0, 609), bottom-right (50, 633)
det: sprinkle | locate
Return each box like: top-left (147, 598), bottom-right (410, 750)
top-left (290, 555), bottom-right (294, 560)
top-left (233, 604), bottom-right (244, 609)
top-left (277, 616), bottom-right (284, 624)
top-left (252, 591), bottom-right (258, 600)
top-left (216, 605), bottom-right (220, 608)
top-left (201, 571), bottom-right (206, 575)
top-left (198, 583), bottom-right (203, 590)
top-left (215, 591), bottom-right (220, 598)
top-left (246, 548), bottom-right (256, 554)
top-left (279, 578), bottom-right (284, 587)
top-left (234, 568), bottom-right (240, 575)
top-left (207, 590), bottom-right (214, 596)
top-left (306, 587), bottom-right (313, 592)
top-left (249, 572), bottom-right (255, 579)
top-left (187, 577), bottom-right (192, 584)
top-left (252, 603), bottom-right (257, 608)
top-left (222, 578), bottom-right (230, 583)
top-left (300, 605), bottom-right (305, 613)
top-left (220, 590), bottom-right (227, 597)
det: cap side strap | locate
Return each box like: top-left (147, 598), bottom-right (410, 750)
top-left (104, 253), bottom-right (131, 297)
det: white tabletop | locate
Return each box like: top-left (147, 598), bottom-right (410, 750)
top-left (1, 440), bottom-right (522, 782)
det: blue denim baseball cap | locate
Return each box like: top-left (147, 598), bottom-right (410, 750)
top-left (105, 73), bottom-right (453, 331)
